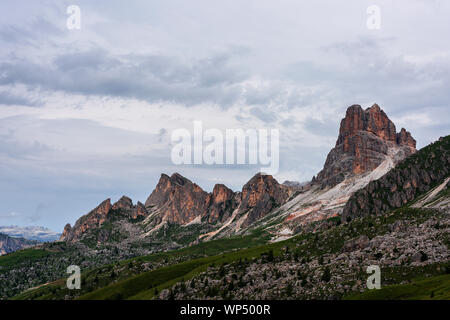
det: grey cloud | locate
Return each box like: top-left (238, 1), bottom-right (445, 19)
top-left (249, 106), bottom-right (278, 123)
top-left (280, 118), bottom-right (295, 127)
top-left (302, 118), bottom-right (339, 138)
top-left (0, 48), bottom-right (249, 107)
top-left (0, 15), bottom-right (63, 46)
top-left (0, 92), bottom-right (40, 106)
top-left (0, 128), bottom-right (53, 160)
top-left (285, 36), bottom-right (450, 113)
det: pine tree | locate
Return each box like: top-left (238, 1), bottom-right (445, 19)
top-left (321, 267), bottom-right (331, 282)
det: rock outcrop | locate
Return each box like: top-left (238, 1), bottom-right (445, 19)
top-left (60, 198), bottom-right (111, 242)
top-left (60, 196), bottom-right (148, 242)
top-left (203, 184), bottom-right (239, 224)
top-left (145, 172), bottom-right (290, 228)
top-left (315, 104), bottom-right (416, 188)
top-left (239, 173), bottom-right (290, 228)
top-left (112, 196), bottom-right (148, 220)
top-left (145, 173), bottom-right (209, 225)
top-left (61, 170), bottom-right (293, 242)
top-left (396, 128), bottom-right (416, 149)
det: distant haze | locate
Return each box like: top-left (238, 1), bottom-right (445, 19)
top-left (0, 226), bottom-right (60, 242)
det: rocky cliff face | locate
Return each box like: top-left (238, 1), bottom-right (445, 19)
top-left (145, 172), bottom-right (289, 228)
top-left (61, 198), bottom-right (112, 242)
top-left (145, 173), bottom-right (209, 225)
top-left (203, 184), bottom-right (238, 224)
top-left (315, 104), bottom-right (416, 188)
top-left (342, 135), bottom-right (450, 221)
top-left (112, 196), bottom-right (148, 220)
top-left (60, 171), bottom-right (292, 243)
top-left (61, 173), bottom-right (292, 242)
top-left (239, 173), bottom-right (290, 228)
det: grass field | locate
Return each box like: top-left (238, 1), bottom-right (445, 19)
top-left (80, 239), bottom-right (290, 300)
top-left (11, 230), bottom-right (275, 300)
top-left (345, 274), bottom-right (450, 300)
top-left (0, 248), bottom-right (50, 272)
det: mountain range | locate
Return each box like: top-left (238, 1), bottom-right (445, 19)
top-left (59, 103), bottom-right (419, 246)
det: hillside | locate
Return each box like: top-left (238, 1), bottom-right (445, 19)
top-left (345, 274), bottom-right (450, 300)
top-left (343, 135), bottom-right (450, 221)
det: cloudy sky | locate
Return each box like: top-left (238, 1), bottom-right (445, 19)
top-left (0, 0), bottom-right (449, 231)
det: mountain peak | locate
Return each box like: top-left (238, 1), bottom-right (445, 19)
top-left (337, 103), bottom-right (398, 148)
top-left (60, 195), bottom-right (148, 242)
top-left (112, 196), bottom-right (133, 210)
top-left (316, 104), bottom-right (416, 188)
top-left (368, 103), bottom-right (381, 111)
top-left (239, 173), bottom-right (290, 228)
top-left (170, 172), bottom-right (191, 186)
top-left (144, 173), bottom-right (208, 225)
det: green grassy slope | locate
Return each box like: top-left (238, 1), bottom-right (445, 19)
top-left (343, 135), bottom-right (450, 220)
top-left (345, 274), bottom-right (450, 300)
top-left (68, 209), bottom-right (450, 299)
top-left (11, 230), bottom-right (271, 300)
top-left (0, 248), bottom-right (50, 271)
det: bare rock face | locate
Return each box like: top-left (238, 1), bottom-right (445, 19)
top-left (203, 184), bottom-right (238, 224)
top-left (145, 172), bottom-right (289, 229)
top-left (133, 202), bottom-right (148, 220)
top-left (316, 104), bottom-right (416, 188)
top-left (112, 195), bottom-right (133, 211)
top-left (396, 128), bottom-right (416, 149)
top-left (60, 223), bottom-right (72, 240)
top-left (239, 173), bottom-right (290, 228)
top-left (111, 196), bottom-right (147, 220)
top-left (60, 198), bottom-right (112, 242)
top-left (62, 171), bottom-right (292, 242)
top-left (145, 173), bottom-right (209, 225)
